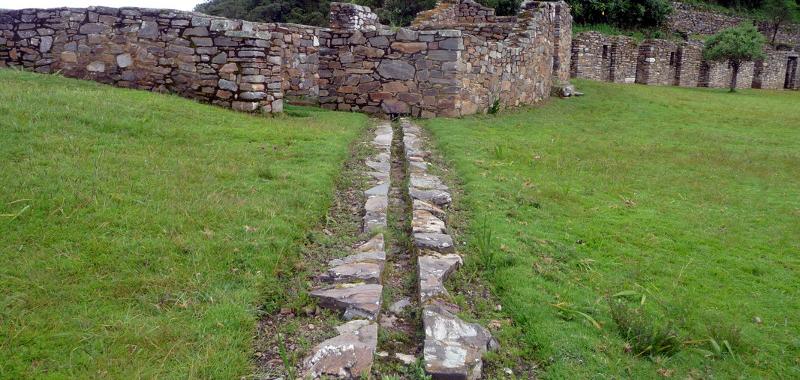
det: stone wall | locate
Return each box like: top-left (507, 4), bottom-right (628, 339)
top-left (0, 7), bottom-right (284, 113)
top-left (1, 1), bottom-right (572, 117)
top-left (571, 29), bottom-right (798, 91)
top-left (271, 23), bottom-right (323, 102)
top-left (667, 2), bottom-right (800, 49)
top-left (753, 49), bottom-right (800, 89)
top-left (674, 41), bottom-right (702, 87)
top-left (570, 31), bottom-right (635, 83)
top-left (636, 39), bottom-right (678, 86)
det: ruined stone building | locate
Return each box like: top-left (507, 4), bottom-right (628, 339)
top-left (0, 0), bottom-right (572, 117)
top-left (571, 2), bottom-right (800, 91)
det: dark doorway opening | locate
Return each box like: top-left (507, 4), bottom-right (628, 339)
top-left (785, 57), bottom-right (798, 89)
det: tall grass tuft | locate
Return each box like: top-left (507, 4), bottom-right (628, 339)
top-left (609, 299), bottom-right (682, 358)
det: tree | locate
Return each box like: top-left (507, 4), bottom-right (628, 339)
top-left (762, 0), bottom-right (799, 45)
top-left (703, 24), bottom-right (766, 92)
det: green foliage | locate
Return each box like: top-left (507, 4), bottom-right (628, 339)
top-left (195, 0), bottom-right (332, 26)
top-left (423, 80), bottom-right (800, 377)
top-left (703, 24), bottom-right (766, 63)
top-left (762, 0), bottom-right (800, 43)
top-left (488, 98), bottom-right (501, 114)
top-left (568, 0), bottom-right (673, 29)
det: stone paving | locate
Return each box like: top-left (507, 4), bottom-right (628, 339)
top-left (304, 122), bottom-right (392, 378)
top-left (303, 119), bottom-right (494, 379)
top-left (402, 118), bottom-right (495, 380)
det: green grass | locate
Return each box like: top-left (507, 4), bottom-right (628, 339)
top-left (0, 69), bottom-right (368, 378)
top-left (424, 81), bottom-right (800, 378)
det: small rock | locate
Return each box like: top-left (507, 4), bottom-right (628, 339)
top-left (414, 233), bottom-right (455, 253)
top-left (753, 316), bottom-right (763, 324)
top-left (304, 320), bottom-right (378, 379)
top-left (395, 352), bottom-right (416, 365)
top-left (310, 283), bottom-right (383, 320)
top-left (389, 298), bottom-right (412, 314)
top-left (419, 253), bottom-right (462, 302)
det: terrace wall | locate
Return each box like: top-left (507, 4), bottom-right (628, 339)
top-left (0, 0), bottom-right (572, 117)
top-left (0, 7), bottom-right (284, 112)
top-left (571, 31), bottom-right (797, 91)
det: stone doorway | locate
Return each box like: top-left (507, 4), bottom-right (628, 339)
top-left (784, 57), bottom-right (798, 89)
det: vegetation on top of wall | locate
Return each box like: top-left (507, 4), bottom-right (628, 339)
top-left (703, 24), bottom-right (766, 90)
top-left (568, 0), bottom-right (674, 29)
top-left (193, 0), bottom-right (521, 27)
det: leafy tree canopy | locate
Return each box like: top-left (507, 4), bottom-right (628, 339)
top-left (703, 23), bottom-right (766, 91)
top-left (762, 0), bottom-right (799, 43)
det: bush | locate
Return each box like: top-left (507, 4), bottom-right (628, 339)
top-left (609, 299), bottom-right (682, 357)
top-left (568, 0), bottom-right (673, 29)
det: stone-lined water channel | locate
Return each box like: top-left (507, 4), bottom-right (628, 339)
top-left (301, 119), bottom-right (495, 379)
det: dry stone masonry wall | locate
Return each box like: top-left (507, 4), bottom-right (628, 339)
top-left (571, 30), bottom-right (800, 90)
top-left (0, 7), bottom-right (286, 112)
top-left (0, 0), bottom-right (572, 117)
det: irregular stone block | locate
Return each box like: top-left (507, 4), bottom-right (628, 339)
top-left (355, 234), bottom-right (384, 253)
top-left (116, 53), bottom-right (132, 68)
top-left (310, 283), bottom-right (383, 320)
top-left (419, 253), bottom-right (462, 302)
top-left (413, 199), bottom-right (447, 221)
top-left (410, 173), bottom-right (448, 191)
top-left (414, 233), bottom-right (455, 253)
top-left (85, 61), bottom-right (105, 72)
top-left (304, 320), bottom-right (378, 379)
top-left (377, 59), bottom-right (415, 80)
top-left (410, 188), bottom-right (452, 207)
top-left (321, 262), bottom-right (383, 284)
top-left (364, 183), bottom-right (389, 197)
top-left (413, 210), bottom-right (446, 234)
top-left (329, 250), bottom-right (386, 267)
top-left (423, 304), bottom-right (494, 380)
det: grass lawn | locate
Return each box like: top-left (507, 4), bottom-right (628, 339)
top-left (424, 81), bottom-right (800, 379)
top-left (0, 69), bottom-right (368, 378)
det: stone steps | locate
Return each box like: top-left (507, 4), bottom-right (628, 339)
top-left (402, 118), bottom-right (496, 380)
top-left (303, 122), bottom-right (393, 378)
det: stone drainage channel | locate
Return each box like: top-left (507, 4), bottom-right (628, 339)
top-left (301, 119), bottom-right (496, 379)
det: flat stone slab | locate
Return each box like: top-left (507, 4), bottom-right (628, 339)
top-left (408, 160), bottom-right (428, 173)
top-left (310, 283), bottom-right (383, 320)
top-left (304, 320), bottom-right (378, 379)
top-left (413, 210), bottom-right (447, 234)
top-left (419, 253), bottom-right (462, 302)
top-left (373, 132), bottom-right (393, 147)
top-left (329, 250), bottom-right (386, 267)
top-left (356, 234), bottom-right (384, 253)
top-left (363, 211), bottom-right (387, 233)
top-left (410, 188), bottom-right (452, 207)
top-left (410, 173), bottom-right (448, 191)
top-left (322, 262), bottom-right (383, 284)
top-left (365, 195), bottom-right (388, 213)
top-left (423, 304), bottom-right (494, 380)
top-left (414, 233), bottom-right (455, 253)
top-left (365, 183), bottom-right (390, 197)
top-left (413, 199), bottom-right (447, 220)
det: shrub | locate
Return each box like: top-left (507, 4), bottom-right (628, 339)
top-left (568, 0), bottom-right (674, 29)
top-left (703, 24), bottom-right (766, 91)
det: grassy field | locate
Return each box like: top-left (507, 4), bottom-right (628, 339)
top-left (0, 70), bottom-right (368, 378)
top-left (425, 81), bottom-right (800, 379)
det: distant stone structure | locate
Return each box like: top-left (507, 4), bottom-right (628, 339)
top-left (0, 0), bottom-right (572, 117)
top-left (571, 32), bottom-right (799, 90)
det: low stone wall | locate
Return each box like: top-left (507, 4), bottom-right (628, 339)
top-left (674, 41), bottom-right (702, 87)
top-left (0, 7), bottom-right (284, 112)
top-left (570, 32), bottom-right (637, 83)
top-left (667, 2), bottom-right (800, 49)
top-left (1, 1), bottom-right (572, 117)
top-left (636, 39), bottom-right (678, 86)
top-left (753, 49), bottom-right (800, 89)
top-left (571, 30), bottom-right (798, 91)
